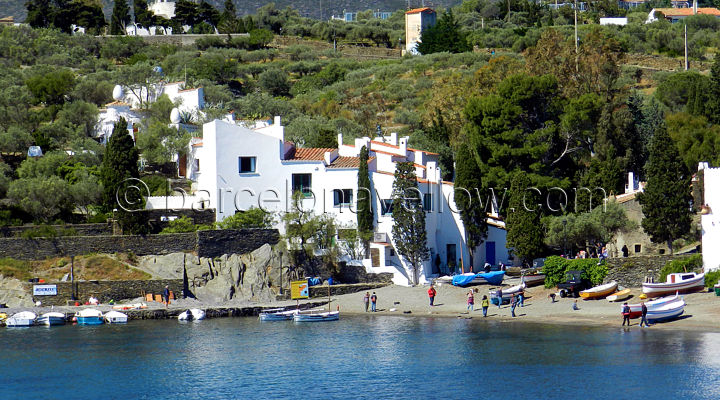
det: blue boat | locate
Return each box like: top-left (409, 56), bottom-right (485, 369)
top-left (259, 308), bottom-right (296, 321)
top-left (75, 309), bottom-right (103, 325)
top-left (293, 311), bottom-right (339, 322)
top-left (452, 271), bottom-right (505, 286)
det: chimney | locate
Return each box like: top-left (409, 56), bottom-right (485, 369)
top-left (626, 172), bottom-right (635, 194)
top-left (399, 137), bottom-right (408, 155)
top-left (693, 0), bottom-right (697, 14)
top-left (274, 116), bottom-right (281, 126)
top-left (390, 132), bottom-right (398, 146)
top-left (337, 132), bottom-right (343, 148)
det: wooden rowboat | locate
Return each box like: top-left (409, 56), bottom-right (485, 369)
top-left (606, 288), bottom-right (631, 302)
top-left (579, 281), bottom-right (618, 299)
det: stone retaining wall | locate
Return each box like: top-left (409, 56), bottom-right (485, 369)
top-left (605, 255), bottom-right (688, 287)
top-left (308, 282), bottom-right (389, 299)
top-left (0, 223), bottom-right (112, 237)
top-left (28, 279), bottom-right (183, 306)
top-left (197, 229), bottom-right (279, 258)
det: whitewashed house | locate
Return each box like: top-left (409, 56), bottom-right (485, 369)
top-left (700, 162), bottom-right (720, 272)
top-left (154, 117), bottom-right (510, 286)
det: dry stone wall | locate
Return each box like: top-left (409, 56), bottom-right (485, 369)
top-left (605, 255), bottom-right (688, 288)
top-left (27, 279), bottom-right (183, 307)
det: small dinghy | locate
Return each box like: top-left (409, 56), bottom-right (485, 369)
top-left (178, 309), bottom-right (206, 321)
top-left (5, 311), bottom-right (37, 327)
top-left (259, 308), bottom-right (297, 321)
top-left (646, 299), bottom-right (686, 322)
top-left (75, 308), bottom-right (103, 325)
top-left (104, 311), bottom-right (128, 324)
top-left (37, 312), bottom-right (66, 326)
top-left (580, 281), bottom-right (618, 300)
top-left (606, 288), bottom-right (631, 302)
top-left (293, 310), bottom-right (339, 322)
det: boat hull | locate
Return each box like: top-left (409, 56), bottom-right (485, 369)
top-left (625, 294), bottom-right (679, 318)
top-left (642, 273), bottom-right (705, 297)
top-left (580, 281), bottom-right (618, 299)
top-left (607, 289), bottom-right (631, 302)
top-left (521, 274), bottom-right (545, 287)
top-left (37, 315), bottom-right (66, 326)
top-left (104, 311), bottom-right (128, 324)
top-left (646, 300), bottom-right (686, 322)
top-left (76, 316), bottom-right (103, 325)
top-left (293, 311), bottom-right (339, 322)
top-left (259, 311), bottom-right (294, 321)
top-left (5, 318), bottom-right (34, 327)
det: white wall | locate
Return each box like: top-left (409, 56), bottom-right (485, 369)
top-left (702, 166), bottom-right (720, 271)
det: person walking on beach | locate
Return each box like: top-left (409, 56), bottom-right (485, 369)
top-left (518, 292), bottom-right (524, 307)
top-left (467, 290), bottom-right (474, 312)
top-left (510, 294), bottom-right (517, 317)
top-left (621, 302), bottom-right (631, 326)
top-left (428, 285), bottom-right (437, 306)
top-left (640, 302), bottom-right (650, 327)
top-left (163, 285), bottom-right (170, 308)
top-left (481, 295), bottom-right (489, 317)
top-left (496, 288), bottom-right (503, 309)
top-left (363, 292), bottom-right (370, 312)
top-left (370, 292), bottom-right (377, 312)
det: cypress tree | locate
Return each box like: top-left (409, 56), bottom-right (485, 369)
top-left (505, 171), bottom-right (545, 266)
top-left (391, 162), bottom-right (429, 285)
top-left (111, 0), bottom-right (131, 35)
top-left (636, 124), bottom-right (692, 254)
top-left (454, 145), bottom-right (487, 269)
top-left (357, 145), bottom-right (373, 238)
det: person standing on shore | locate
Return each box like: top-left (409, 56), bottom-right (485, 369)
top-left (518, 292), bottom-right (524, 307)
top-left (428, 285), bottom-right (437, 306)
top-left (481, 295), bottom-right (489, 317)
top-left (163, 285), bottom-right (170, 308)
top-left (640, 302), bottom-right (650, 327)
top-left (510, 294), bottom-right (517, 317)
top-left (363, 292), bottom-right (370, 312)
top-left (622, 302), bottom-right (631, 326)
top-left (467, 290), bottom-right (474, 312)
top-left (370, 292), bottom-right (377, 312)
top-left (496, 288), bottom-right (503, 309)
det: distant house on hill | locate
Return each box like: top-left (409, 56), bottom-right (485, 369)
top-left (647, 4), bottom-right (720, 23)
top-left (404, 7), bottom-right (436, 55)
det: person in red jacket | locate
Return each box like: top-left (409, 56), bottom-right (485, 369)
top-left (428, 285), bottom-right (437, 306)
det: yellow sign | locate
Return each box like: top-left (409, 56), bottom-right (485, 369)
top-left (291, 280), bottom-right (309, 300)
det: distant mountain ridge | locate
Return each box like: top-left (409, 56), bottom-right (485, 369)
top-left (1, 0), bottom-right (457, 24)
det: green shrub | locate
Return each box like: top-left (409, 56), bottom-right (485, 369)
top-left (658, 254), bottom-right (703, 282)
top-left (543, 256), bottom-right (608, 288)
top-left (160, 216), bottom-right (198, 234)
top-left (705, 269), bottom-right (720, 288)
top-left (19, 225), bottom-right (77, 239)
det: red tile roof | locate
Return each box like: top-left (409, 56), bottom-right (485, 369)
top-left (372, 149), bottom-right (405, 157)
top-left (408, 147), bottom-right (439, 156)
top-left (286, 147), bottom-right (334, 161)
top-left (405, 7), bottom-right (434, 14)
top-left (328, 156), bottom-right (361, 169)
top-left (655, 7), bottom-right (720, 16)
top-left (371, 140), bottom-right (400, 149)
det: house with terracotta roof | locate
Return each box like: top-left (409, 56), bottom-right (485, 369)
top-left (405, 7), bottom-right (437, 55)
top-left (647, 5), bottom-right (720, 23)
top-left (155, 117), bottom-right (510, 286)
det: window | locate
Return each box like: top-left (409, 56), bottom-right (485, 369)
top-left (634, 244), bottom-right (642, 253)
top-left (423, 193), bottom-right (432, 211)
top-left (238, 157), bottom-right (256, 173)
top-left (381, 199), bottom-right (394, 215)
top-left (292, 173), bottom-right (312, 196)
top-left (333, 189), bottom-right (353, 207)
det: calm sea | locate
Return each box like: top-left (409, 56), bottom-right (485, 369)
top-left (2, 315), bottom-right (719, 399)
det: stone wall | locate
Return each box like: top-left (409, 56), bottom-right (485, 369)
top-left (197, 229), bottom-right (279, 258)
top-left (605, 255), bottom-right (688, 287)
top-left (27, 279), bottom-right (183, 306)
top-left (308, 282), bottom-right (389, 299)
top-left (0, 223), bottom-right (112, 237)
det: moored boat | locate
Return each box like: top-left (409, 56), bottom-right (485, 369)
top-left (178, 308), bottom-right (206, 321)
top-left (646, 299), bottom-right (685, 322)
top-left (104, 311), bottom-right (128, 324)
top-left (580, 281), bottom-right (618, 300)
top-left (606, 288), bottom-right (631, 302)
top-left (259, 308), bottom-right (296, 321)
top-left (293, 310), bottom-right (339, 322)
top-left (642, 272), bottom-right (705, 297)
top-left (37, 312), bottom-right (66, 326)
top-left (5, 311), bottom-right (37, 327)
top-left (521, 274), bottom-right (546, 287)
top-left (75, 308), bottom-right (103, 325)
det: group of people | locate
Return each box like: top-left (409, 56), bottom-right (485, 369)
top-left (362, 291), bottom-right (378, 312)
top-left (621, 301), bottom-right (650, 327)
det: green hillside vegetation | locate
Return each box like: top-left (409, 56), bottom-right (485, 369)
top-left (0, 254), bottom-right (151, 281)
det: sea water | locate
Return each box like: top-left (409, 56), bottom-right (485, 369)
top-left (2, 315), bottom-right (719, 399)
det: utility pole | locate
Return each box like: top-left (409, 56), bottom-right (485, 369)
top-left (574, 0), bottom-right (579, 73)
top-left (684, 23), bottom-right (689, 71)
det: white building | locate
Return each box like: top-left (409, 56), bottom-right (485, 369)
top-left (700, 162), bottom-right (720, 272)
top-left (404, 7), bottom-right (436, 55)
top-left (152, 117), bottom-right (510, 286)
top-left (647, 4), bottom-right (720, 23)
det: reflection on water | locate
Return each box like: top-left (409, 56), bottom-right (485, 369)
top-left (1, 316), bottom-right (719, 399)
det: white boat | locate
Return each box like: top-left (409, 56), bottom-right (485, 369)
top-left (624, 293), bottom-right (680, 318)
top-left (580, 281), bottom-right (618, 300)
top-left (259, 308), bottom-right (297, 321)
top-left (5, 311), bottom-right (37, 327)
top-left (178, 308), bottom-right (206, 321)
top-left (75, 308), bottom-right (103, 325)
top-left (293, 310), bottom-right (339, 322)
top-left (642, 272), bottom-right (705, 297)
top-left (646, 299), bottom-right (686, 322)
top-left (37, 312), bottom-right (66, 326)
top-left (104, 311), bottom-right (128, 324)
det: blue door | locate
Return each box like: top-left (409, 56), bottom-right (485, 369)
top-left (486, 241), bottom-right (496, 266)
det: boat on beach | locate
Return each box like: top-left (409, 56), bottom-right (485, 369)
top-left (37, 312), bottom-right (66, 326)
top-left (104, 311), bottom-right (128, 324)
top-left (178, 309), bottom-right (206, 321)
top-left (5, 311), bottom-right (37, 327)
top-left (489, 283), bottom-right (525, 305)
top-left (293, 310), bottom-right (339, 322)
top-left (580, 281), bottom-right (618, 300)
top-left (606, 288), bottom-right (631, 302)
top-left (624, 293), bottom-right (680, 318)
top-left (521, 274), bottom-right (545, 287)
top-left (75, 308), bottom-right (103, 325)
top-left (646, 299), bottom-right (685, 322)
top-left (642, 272), bottom-right (705, 297)
top-left (452, 271), bottom-right (505, 286)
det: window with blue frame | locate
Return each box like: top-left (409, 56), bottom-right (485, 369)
top-left (238, 157), bottom-right (256, 173)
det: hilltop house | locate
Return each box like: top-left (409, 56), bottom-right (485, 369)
top-left (404, 7), bottom-right (436, 55)
top-left (148, 118), bottom-right (510, 285)
top-left (647, 2), bottom-right (720, 23)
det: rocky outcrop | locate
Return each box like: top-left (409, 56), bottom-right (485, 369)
top-left (0, 275), bottom-right (34, 308)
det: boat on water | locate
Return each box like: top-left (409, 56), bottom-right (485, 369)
top-left (37, 312), bottom-right (66, 326)
top-left (642, 272), bottom-right (705, 297)
top-left (521, 274), bottom-right (545, 287)
top-left (293, 310), bottom-right (339, 322)
top-left (580, 281), bottom-right (618, 300)
top-left (452, 271), bottom-right (505, 286)
top-left (624, 293), bottom-right (680, 318)
top-left (178, 309), bottom-right (206, 321)
top-left (646, 299), bottom-right (686, 322)
top-left (5, 311), bottom-right (37, 327)
top-left (606, 288), bottom-right (631, 302)
top-left (259, 308), bottom-right (296, 321)
top-left (104, 311), bottom-right (128, 324)
top-left (75, 308), bottom-right (103, 325)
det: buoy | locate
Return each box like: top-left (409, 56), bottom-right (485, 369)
top-left (639, 294), bottom-right (647, 300)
